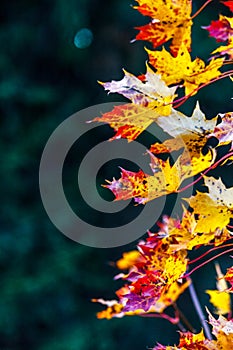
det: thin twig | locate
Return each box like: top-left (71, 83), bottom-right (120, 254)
top-left (178, 150), bottom-right (233, 193)
top-left (187, 277), bottom-right (213, 340)
top-left (173, 303), bottom-right (196, 332)
top-left (191, 0), bottom-right (213, 19)
top-left (185, 247), bottom-right (233, 278)
top-left (139, 312), bottom-right (179, 324)
top-left (189, 242), bottom-right (233, 265)
top-left (173, 70), bottom-right (233, 109)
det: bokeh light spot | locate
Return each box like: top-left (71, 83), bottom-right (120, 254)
top-left (74, 28), bottom-right (93, 49)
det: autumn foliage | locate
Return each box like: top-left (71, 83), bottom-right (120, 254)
top-left (92, 0), bottom-right (233, 348)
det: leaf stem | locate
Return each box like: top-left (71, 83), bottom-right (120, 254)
top-left (173, 303), bottom-right (196, 332)
top-left (189, 242), bottom-right (233, 265)
top-left (185, 247), bottom-right (233, 278)
top-left (172, 70), bottom-right (233, 109)
top-left (187, 277), bottom-right (213, 339)
top-left (178, 150), bottom-right (233, 193)
top-left (191, 0), bottom-right (213, 19)
top-left (139, 311), bottom-right (180, 325)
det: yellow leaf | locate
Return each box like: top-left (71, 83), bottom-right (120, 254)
top-left (105, 155), bottom-right (182, 204)
top-left (187, 231), bottom-right (216, 250)
top-left (206, 290), bottom-right (231, 315)
top-left (152, 280), bottom-right (190, 313)
top-left (179, 146), bottom-right (215, 180)
top-left (164, 250), bottom-right (188, 283)
top-left (116, 251), bottom-right (142, 270)
top-left (186, 176), bottom-right (233, 233)
top-left (187, 192), bottom-right (232, 233)
top-left (147, 43), bottom-right (224, 96)
top-left (206, 263), bottom-right (231, 316)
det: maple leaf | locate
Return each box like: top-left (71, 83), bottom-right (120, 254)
top-left (165, 209), bottom-right (215, 251)
top-left (212, 36), bottom-right (233, 58)
top-left (92, 68), bottom-right (177, 141)
top-left (106, 151), bottom-right (204, 204)
top-left (92, 299), bottom-right (124, 319)
top-left (163, 250), bottom-right (187, 283)
top-left (203, 15), bottom-right (233, 42)
top-left (208, 112), bottom-right (233, 145)
top-left (99, 65), bottom-right (177, 108)
top-left (116, 250), bottom-right (143, 270)
top-left (208, 310), bottom-right (233, 335)
top-left (134, 0), bottom-right (192, 56)
top-left (150, 136), bottom-right (214, 177)
top-left (151, 102), bottom-right (217, 157)
top-left (153, 330), bottom-right (211, 350)
top-left (151, 280), bottom-right (190, 313)
top-left (92, 104), bottom-right (157, 141)
top-left (120, 251), bottom-right (188, 313)
top-left (187, 176), bottom-right (233, 233)
top-left (206, 263), bottom-right (231, 315)
top-left (223, 0), bottom-right (233, 12)
top-left (178, 331), bottom-right (210, 349)
top-left (93, 281), bottom-right (190, 319)
top-left (147, 43), bottom-right (224, 96)
top-left (155, 209), bottom-right (229, 252)
top-left (106, 145), bottom-right (216, 205)
top-left (122, 270), bottom-right (166, 312)
top-left (206, 289), bottom-right (231, 316)
top-left (150, 103), bottom-right (217, 179)
top-left (114, 230), bottom-right (188, 313)
top-left (224, 266), bottom-right (233, 292)
top-left (155, 102), bottom-right (218, 139)
top-left (207, 310), bottom-right (233, 349)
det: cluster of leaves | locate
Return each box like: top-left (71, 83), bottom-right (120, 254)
top-left (153, 310), bottom-right (233, 349)
top-left (92, 0), bottom-right (233, 348)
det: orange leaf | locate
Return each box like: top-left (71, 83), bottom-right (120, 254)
top-left (116, 250), bottom-right (143, 270)
top-left (134, 0), bottom-right (192, 56)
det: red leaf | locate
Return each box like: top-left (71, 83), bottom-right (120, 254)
top-left (203, 16), bottom-right (233, 42)
top-left (222, 1), bottom-right (233, 11)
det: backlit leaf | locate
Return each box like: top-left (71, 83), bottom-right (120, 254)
top-left (134, 0), bottom-right (192, 56)
top-left (187, 176), bottom-right (233, 233)
top-left (147, 43), bottom-right (224, 96)
top-left (203, 15), bottom-right (233, 42)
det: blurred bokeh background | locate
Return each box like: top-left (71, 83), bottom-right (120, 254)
top-left (1, 0), bottom-right (232, 349)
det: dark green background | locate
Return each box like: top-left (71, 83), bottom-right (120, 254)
top-left (1, 0), bottom-right (232, 349)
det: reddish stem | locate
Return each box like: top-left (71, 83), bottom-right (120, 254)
top-left (191, 0), bottom-right (213, 19)
top-left (223, 60), bottom-right (233, 65)
top-left (178, 150), bottom-right (233, 193)
top-left (173, 303), bottom-right (195, 332)
top-left (139, 311), bottom-right (180, 325)
top-left (172, 70), bottom-right (233, 109)
top-left (189, 243), bottom-right (233, 265)
top-left (184, 247), bottom-right (233, 278)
